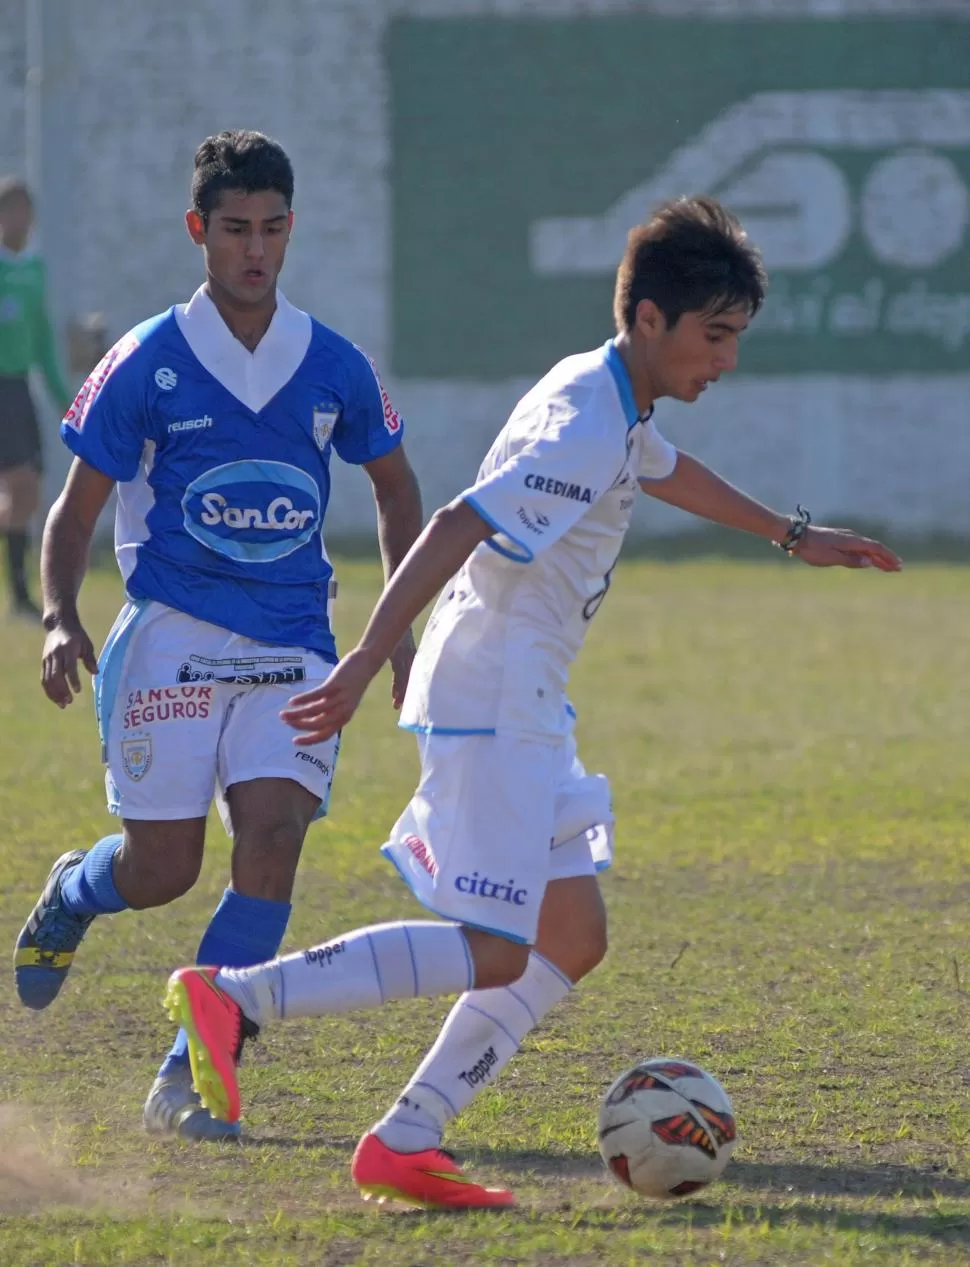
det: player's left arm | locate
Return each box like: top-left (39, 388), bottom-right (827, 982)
top-left (33, 265), bottom-right (72, 411)
top-left (640, 451), bottom-right (901, 572)
top-left (362, 446), bottom-right (424, 708)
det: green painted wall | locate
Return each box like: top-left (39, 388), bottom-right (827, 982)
top-left (390, 17), bottom-right (970, 379)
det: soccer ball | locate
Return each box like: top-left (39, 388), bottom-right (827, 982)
top-left (598, 1058), bottom-right (737, 1199)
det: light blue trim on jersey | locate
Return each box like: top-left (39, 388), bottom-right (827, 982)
top-left (603, 339), bottom-right (640, 429)
top-left (464, 494), bottom-right (534, 564)
top-left (94, 600), bottom-right (150, 754)
top-left (380, 845), bottom-right (531, 945)
top-left (399, 721), bottom-right (497, 736)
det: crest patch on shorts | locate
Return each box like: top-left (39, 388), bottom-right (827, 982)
top-left (121, 737), bottom-right (153, 781)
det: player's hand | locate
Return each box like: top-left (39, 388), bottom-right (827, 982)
top-left (389, 629), bottom-right (416, 710)
top-left (41, 621), bottom-right (99, 708)
top-left (281, 647), bottom-right (379, 745)
top-left (793, 527), bottom-right (902, 572)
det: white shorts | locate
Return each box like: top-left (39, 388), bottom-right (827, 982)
top-left (382, 728), bottom-right (614, 944)
top-left (96, 600), bottom-right (339, 831)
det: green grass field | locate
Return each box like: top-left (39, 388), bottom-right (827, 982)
top-left (2, 557), bottom-right (970, 1266)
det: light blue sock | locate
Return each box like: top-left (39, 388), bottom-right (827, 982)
top-left (159, 887), bottom-right (291, 1078)
top-left (59, 835), bottom-right (127, 916)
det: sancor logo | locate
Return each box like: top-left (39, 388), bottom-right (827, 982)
top-left (181, 460), bottom-right (321, 563)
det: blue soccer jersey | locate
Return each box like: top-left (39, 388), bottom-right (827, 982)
top-left (62, 287), bottom-right (404, 660)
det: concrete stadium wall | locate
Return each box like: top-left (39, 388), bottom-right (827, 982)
top-left (1, 0), bottom-right (967, 541)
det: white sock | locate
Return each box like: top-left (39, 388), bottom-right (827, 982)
top-left (374, 951), bottom-right (573, 1153)
top-left (216, 921), bottom-right (473, 1027)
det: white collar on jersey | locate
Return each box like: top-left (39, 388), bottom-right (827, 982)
top-left (0, 242), bottom-right (38, 262)
top-left (174, 284), bottom-right (312, 414)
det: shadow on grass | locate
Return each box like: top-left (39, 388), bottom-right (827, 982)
top-left (563, 1200), bottom-right (970, 1244)
top-left (241, 1137), bottom-right (970, 1204)
top-left (336, 1190), bottom-right (970, 1246)
top-left (726, 1159), bottom-right (970, 1200)
top-left (226, 1138), bottom-right (970, 1244)
top-left (460, 1148), bottom-right (970, 1199)
top-left (240, 1133), bottom-right (357, 1152)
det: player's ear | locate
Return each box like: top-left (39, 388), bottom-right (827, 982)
top-left (634, 298), bottom-right (666, 340)
top-left (287, 209), bottom-right (294, 232)
top-left (185, 209), bottom-right (206, 245)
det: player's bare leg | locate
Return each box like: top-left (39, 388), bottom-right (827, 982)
top-left (164, 915), bottom-right (534, 1204)
top-left (0, 463), bottom-right (41, 618)
top-left (351, 876), bottom-right (605, 1206)
top-left (365, 874), bottom-right (606, 1162)
top-left (148, 778), bottom-right (318, 1141)
top-left (13, 815), bottom-right (242, 1141)
top-left (15, 818), bottom-right (205, 1011)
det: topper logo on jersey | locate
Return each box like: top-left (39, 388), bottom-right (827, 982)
top-left (181, 460), bottom-right (321, 563)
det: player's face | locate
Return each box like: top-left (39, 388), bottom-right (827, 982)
top-left (189, 190), bottom-right (293, 307)
top-left (648, 304), bottom-right (750, 403)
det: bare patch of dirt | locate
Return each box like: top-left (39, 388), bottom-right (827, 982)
top-left (0, 1103), bottom-right (146, 1214)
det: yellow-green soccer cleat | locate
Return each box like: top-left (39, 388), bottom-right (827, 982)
top-left (14, 850), bottom-right (94, 1010)
top-left (163, 966), bottom-right (258, 1124)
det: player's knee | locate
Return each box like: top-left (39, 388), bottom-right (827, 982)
top-left (8, 468), bottom-right (39, 524)
top-left (463, 928), bottom-right (531, 990)
top-left (570, 917), bottom-right (608, 981)
top-left (117, 821), bottom-right (205, 909)
top-left (542, 909), bottom-right (608, 983)
top-left (117, 841), bottom-right (202, 908)
top-left (231, 818), bottom-right (305, 902)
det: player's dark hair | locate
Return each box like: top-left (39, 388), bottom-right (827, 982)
top-left (191, 130), bottom-right (294, 220)
top-left (613, 195), bottom-right (767, 333)
top-left (0, 177), bottom-right (32, 211)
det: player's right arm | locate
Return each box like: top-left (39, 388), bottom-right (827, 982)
top-left (282, 388), bottom-right (627, 744)
top-left (281, 498), bottom-right (494, 744)
top-left (40, 458), bottom-right (115, 707)
top-left (41, 329), bottom-right (150, 707)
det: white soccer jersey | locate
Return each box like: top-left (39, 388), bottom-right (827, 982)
top-left (399, 339), bottom-right (678, 741)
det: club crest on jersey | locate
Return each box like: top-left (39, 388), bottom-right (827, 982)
top-left (312, 406), bottom-right (338, 452)
top-left (121, 737), bottom-right (152, 781)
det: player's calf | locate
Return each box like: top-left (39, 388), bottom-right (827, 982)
top-left (461, 927), bottom-right (531, 989)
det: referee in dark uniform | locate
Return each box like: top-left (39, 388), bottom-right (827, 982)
top-left (0, 178), bottom-right (72, 619)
